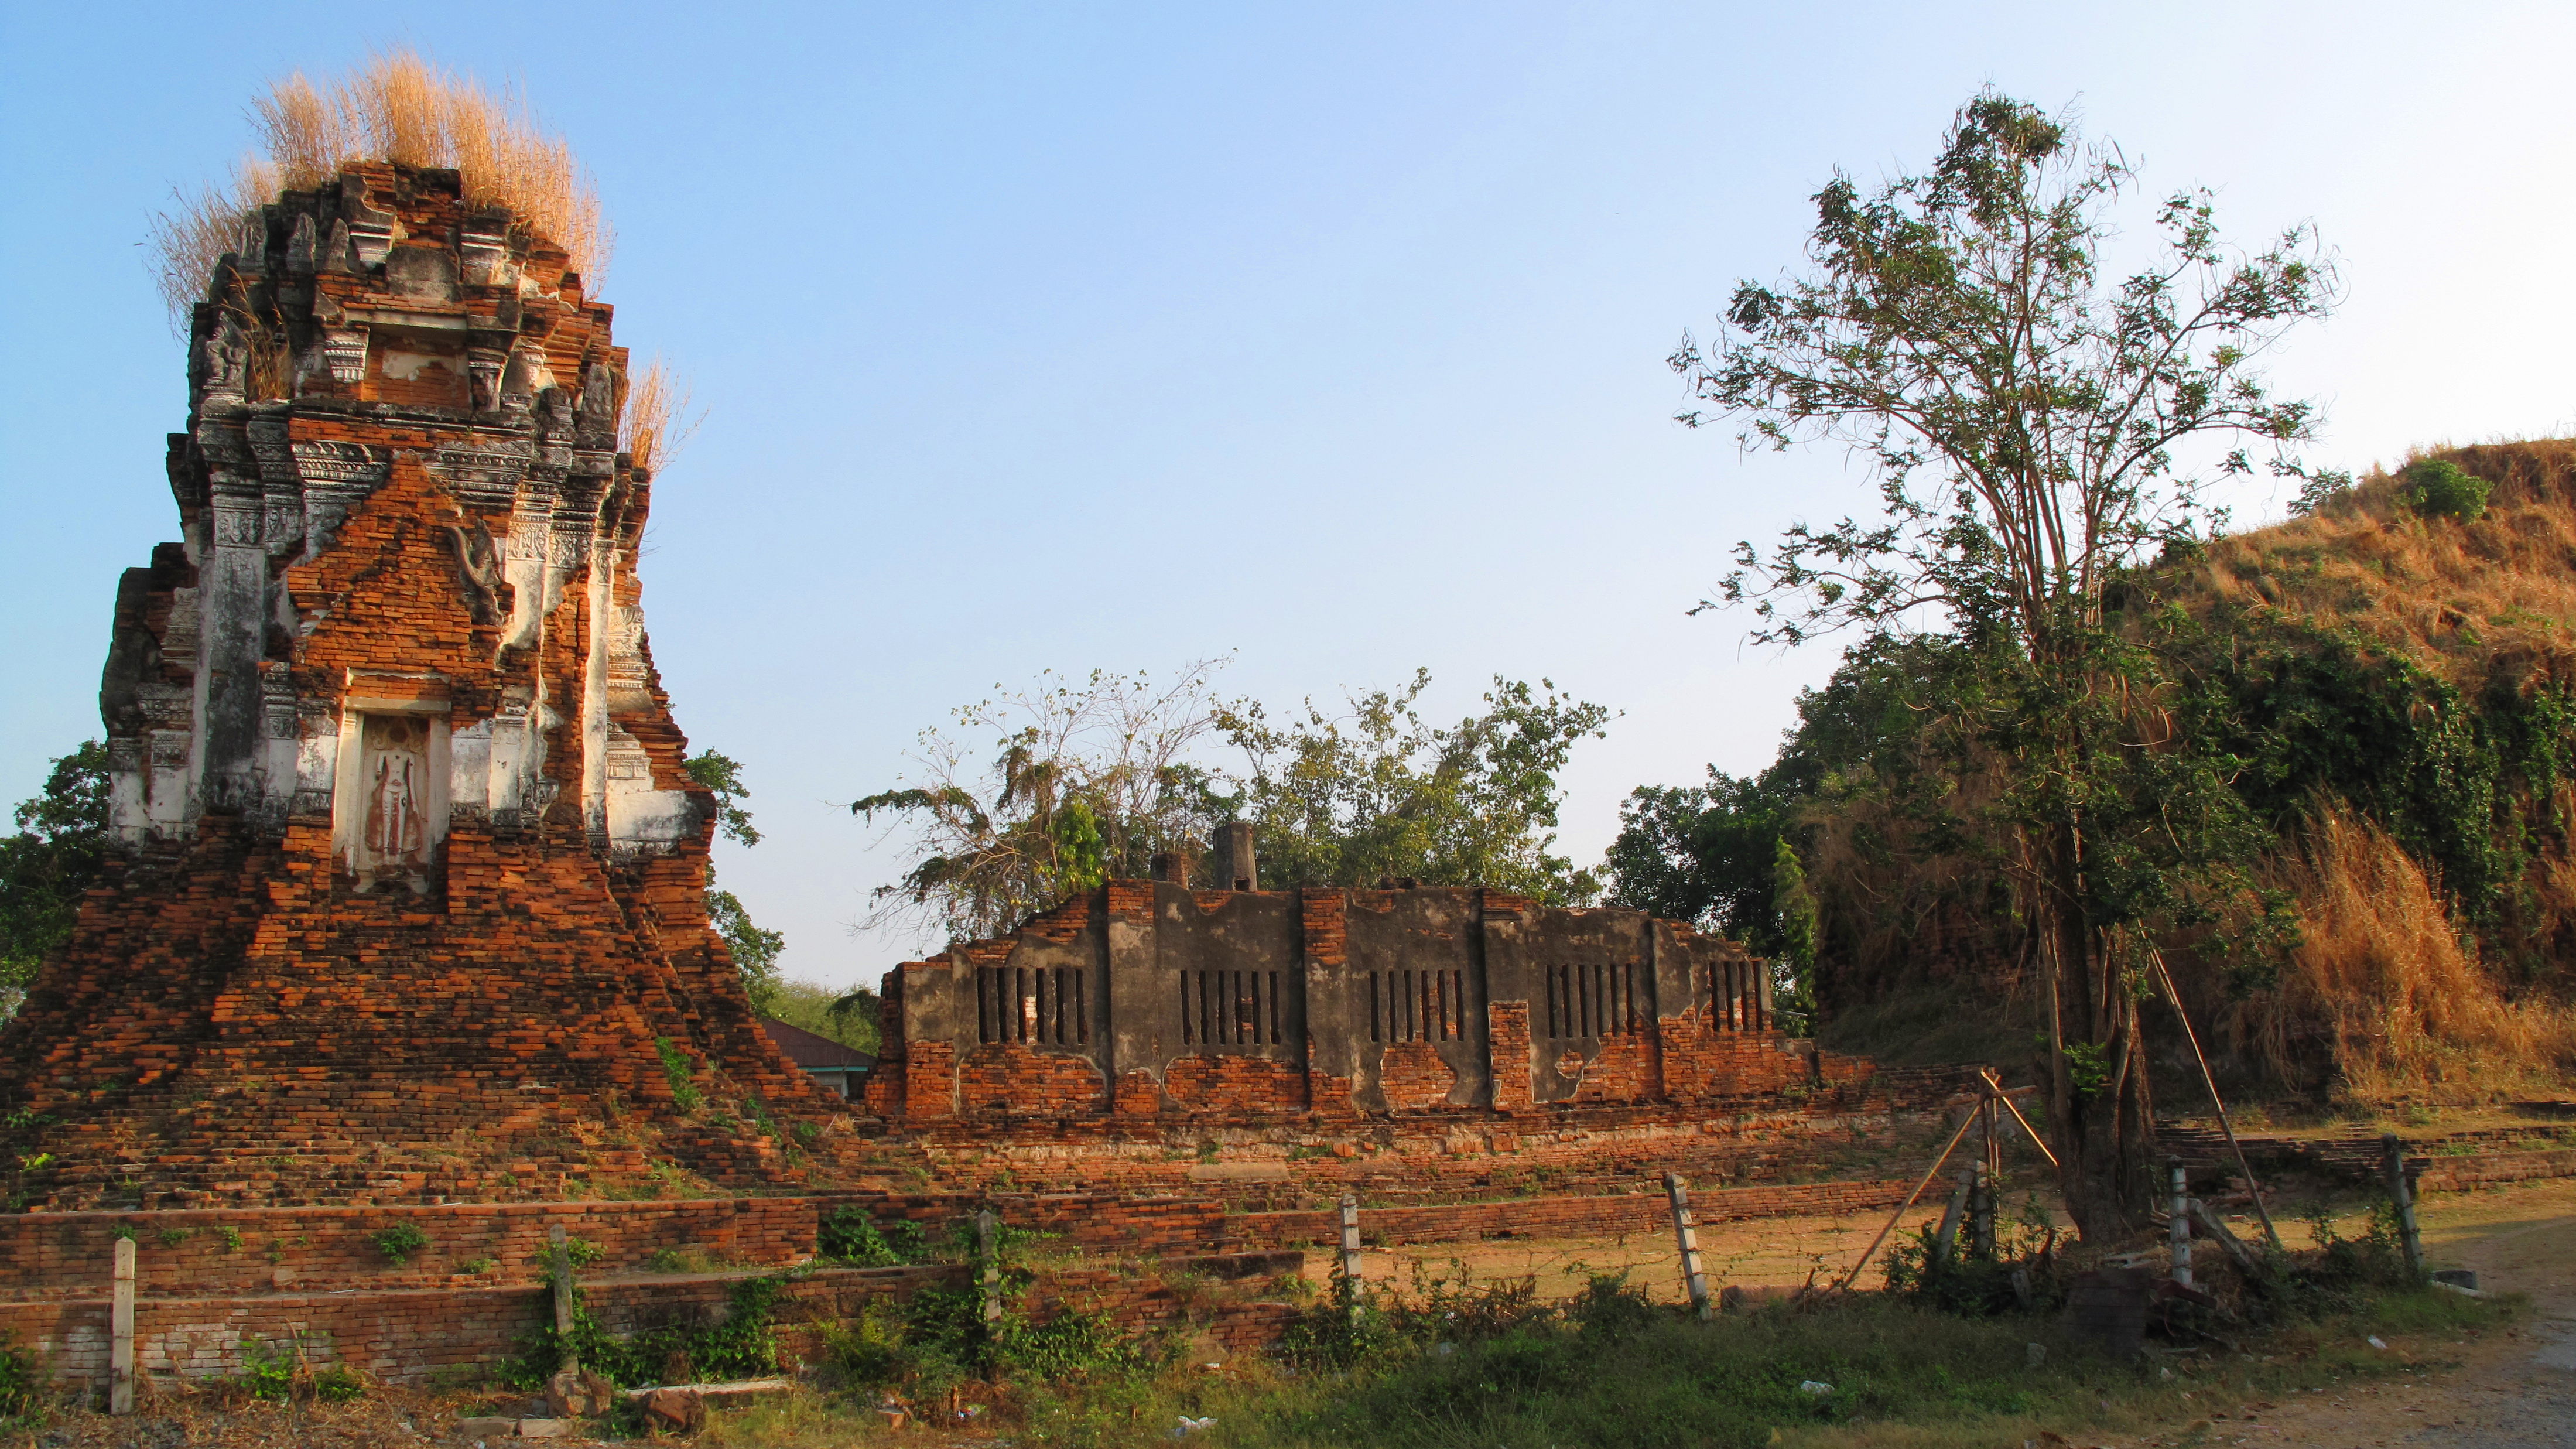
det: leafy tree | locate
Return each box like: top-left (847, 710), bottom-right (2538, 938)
top-left (0, 741), bottom-right (111, 1018)
top-left (1603, 770), bottom-right (1793, 946)
top-left (853, 664), bottom-right (1612, 946)
top-left (1217, 671), bottom-right (1610, 904)
top-left (685, 750), bottom-right (785, 1016)
top-left (850, 663), bottom-right (1234, 945)
top-left (1670, 91), bottom-right (2334, 1236)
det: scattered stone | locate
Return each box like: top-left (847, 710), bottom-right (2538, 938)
top-left (641, 1387), bottom-right (707, 1433)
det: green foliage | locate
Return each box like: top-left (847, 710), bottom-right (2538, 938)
top-left (2187, 610), bottom-right (2576, 968)
top-left (854, 661), bottom-right (1612, 941)
top-left (1768, 840), bottom-right (1819, 1034)
top-left (1221, 671), bottom-right (1613, 904)
top-left (1603, 770), bottom-right (1795, 946)
top-left (369, 1222), bottom-right (431, 1265)
top-left (707, 888), bottom-right (785, 1016)
top-left (2397, 459), bottom-right (2491, 522)
top-left (236, 1338), bottom-right (299, 1402)
top-left (512, 1272), bottom-right (787, 1390)
top-left (683, 750), bottom-right (762, 847)
top-left (653, 1037), bottom-right (703, 1113)
top-left (816, 1207), bottom-right (928, 1266)
top-left (822, 1279), bottom-right (1163, 1400)
top-left (0, 1332), bottom-right (37, 1419)
top-left (215, 1225), bottom-right (243, 1252)
top-left (684, 750), bottom-right (786, 1014)
top-left (0, 741), bottom-right (110, 1011)
top-left (312, 1363), bottom-right (366, 1402)
top-left (852, 663), bottom-right (1234, 942)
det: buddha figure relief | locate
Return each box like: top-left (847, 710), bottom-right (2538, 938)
top-left (357, 714), bottom-right (430, 889)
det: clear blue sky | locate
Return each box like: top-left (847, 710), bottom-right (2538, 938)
top-left (5, 2), bottom-right (2571, 990)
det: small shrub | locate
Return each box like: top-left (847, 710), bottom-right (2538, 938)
top-left (237, 1338), bottom-right (296, 1402)
top-left (157, 1227), bottom-right (190, 1249)
top-left (653, 1037), bottom-right (703, 1113)
top-left (817, 1207), bottom-right (917, 1266)
top-left (370, 1223), bottom-right (432, 1265)
top-left (2398, 459), bottom-right (2491, 522)
top-left (312, 1363), bottom-right (365, 1402)
top-left (0, 1333), bottom-right (39, 1419)
top-left (108, 1226), bottom-right (139, 1243)
top-left (458, 1256), bottom-right (496, 1275)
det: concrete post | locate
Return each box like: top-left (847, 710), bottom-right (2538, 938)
top-left (2381, 1135), bottom-right (2425, 1281)
top-left (1969, 1160), bottom-right (1995, 1259)
top-left (978, 1211), bottom-right (1003, 1324)
top-left (1664, 1173), bottom-right (1712, 1321)
top-left (110, 1237), bottom-right (136, 1416)
top-left (1932, 1170), bottom-right (1973, 1270)
top-left (1338, 1194), bottom-right (1364, 1324)
top-left (2169, 1160), bottom-right (2193, 1290)
top-left (549, 1223), bottom-right (576, 1364)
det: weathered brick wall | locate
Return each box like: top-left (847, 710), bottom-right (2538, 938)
top-left (865, 881), bottom-right (1864, 1126)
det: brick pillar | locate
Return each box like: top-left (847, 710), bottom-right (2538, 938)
top-left (1487, 1000), bottom-right (1532, 1110)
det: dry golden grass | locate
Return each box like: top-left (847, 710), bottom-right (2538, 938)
top-left (146, 159), bottom-right (278, 336)
top-left (2221, 801), bottom-right (2576, 1102)
top-left (153, 50), bottom-right (608, 330)
top-left (620, 357), bottom-right (703, 474)
top-left (2177, 439), bottom-right (2576, 690)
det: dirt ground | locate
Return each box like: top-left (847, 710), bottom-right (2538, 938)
top-left (2085, 1177), bottom-right (2576, 1449)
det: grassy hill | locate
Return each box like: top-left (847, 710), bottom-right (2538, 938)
top-left (1730, 440), bottom-right (2576, 1105)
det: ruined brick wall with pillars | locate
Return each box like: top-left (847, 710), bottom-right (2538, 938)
top-left (0, 161), bottom-right (833, 1214)
top-left (859, 878), bottom-right (1862, 1125)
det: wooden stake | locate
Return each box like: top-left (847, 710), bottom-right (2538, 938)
top-left (110, 1237), bottom-right (135, 1416)
top-left (2150, 951), bottom-right (2283, 1252)
top-left (1664, 1173), bottom-right (1712, 1320)
top-left (1832, 1107), bottom-right (1979, 1292)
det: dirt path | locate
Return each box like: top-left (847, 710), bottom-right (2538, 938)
top-left (2112, 1179), bottom-right (2576, 1449)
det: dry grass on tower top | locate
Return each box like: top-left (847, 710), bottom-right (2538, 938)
top-left (148, 49), bottom-right (608, 332)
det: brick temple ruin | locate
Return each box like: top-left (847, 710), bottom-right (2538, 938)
top-left (0, 159), bottom-right (830, 1214)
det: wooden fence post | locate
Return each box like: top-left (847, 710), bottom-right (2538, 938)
top-left (1338, 1195), bottom-right (1364, 1325)
top-left (110, 1237), bottom-right (135, 1416)
top-left (1664, 1173), bottom-right (1712, 1320)
top-left (977, 1211), bottom-right (1003, 1324)
top-left (2381, 1135), bottom-right (2425, 1281)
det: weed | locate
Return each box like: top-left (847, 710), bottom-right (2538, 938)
top-left (817, 1207), bottom-right (925, 1266)
top-left (0, 1333), bottom-right (37, 1419)
top-left (157, 1227), bottom-right (190, 1249)
top-left (459, 1257), bottom-right (495, 1275)
top-left (214, 1226), bottom-right (242, 1252)
top-left (369, 1222), bottom-right (432, 1265)
top-left (654, 1037), bottom-right (703, 1113)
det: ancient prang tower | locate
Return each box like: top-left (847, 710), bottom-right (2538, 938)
top-left (0, 162), bottom-right (829, 1211)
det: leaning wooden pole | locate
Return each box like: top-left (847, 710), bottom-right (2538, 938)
top-left (1832, 1107), bottom-right (1980, 1293)
top-left (2150, 952), bottom-right (2283, 1252)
